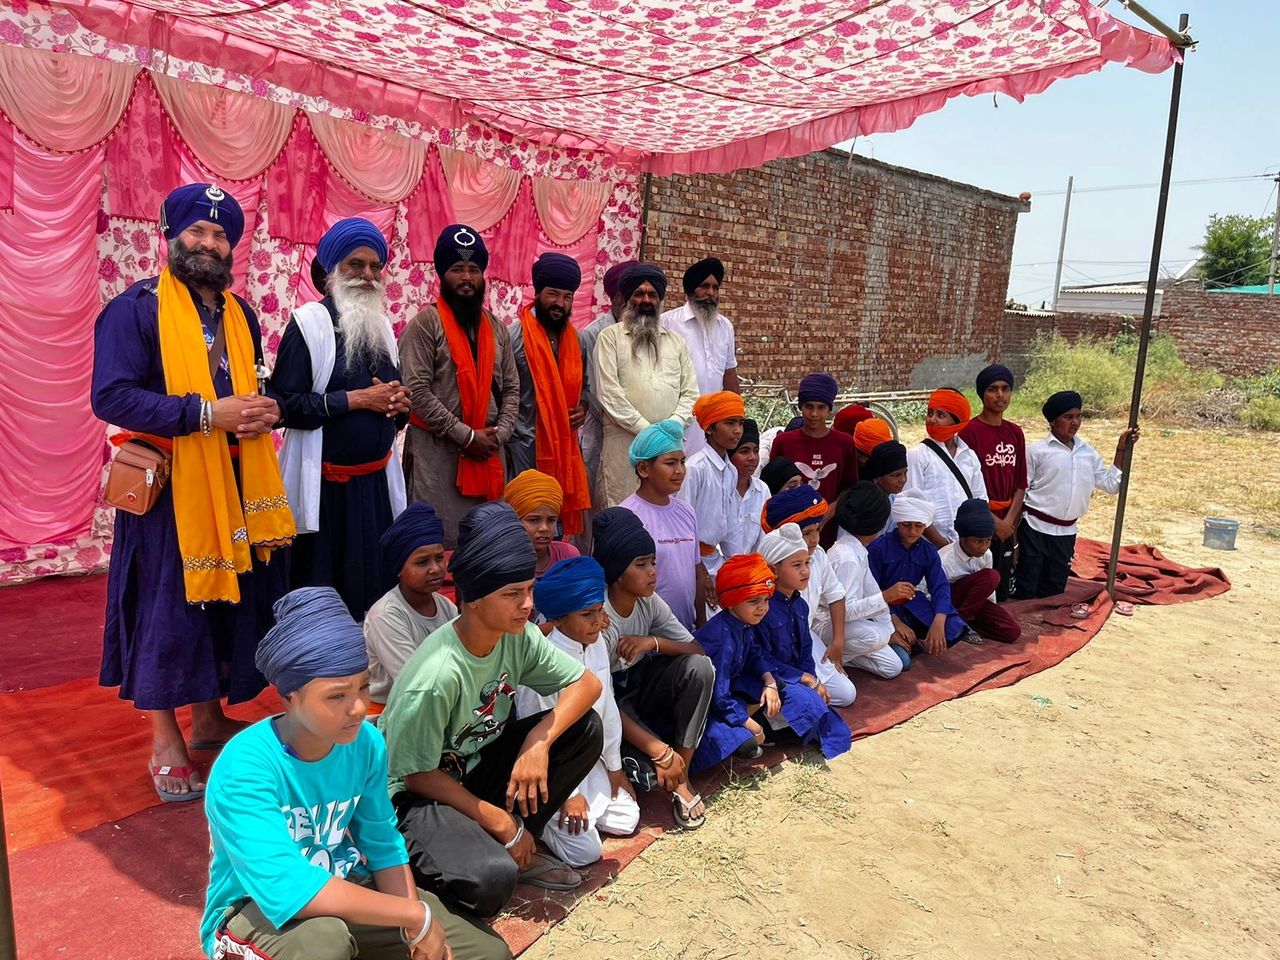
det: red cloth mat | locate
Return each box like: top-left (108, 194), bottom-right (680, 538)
top-left (1071, 538), bottom-right (1231, 604)
top-left (0, 573), bottom-right (106, 692)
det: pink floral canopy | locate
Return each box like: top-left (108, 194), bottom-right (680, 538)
top-left (61, 0), bottom-right (1177, 174)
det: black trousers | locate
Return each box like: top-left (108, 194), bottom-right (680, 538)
top-left (1013, 520), bottom-right (1076, 599)
top-left (991, 533), bottom-right (1017, 601)
top-left (615, 652), bottom-right (714, 751)
top-left (396, 709), bottom-right (603, 917)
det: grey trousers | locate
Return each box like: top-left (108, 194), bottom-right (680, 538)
top-left (615, 652), bottom-right (715, 751)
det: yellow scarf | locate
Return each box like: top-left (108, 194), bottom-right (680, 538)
top-left (157, 268), bottom-right (294, 603)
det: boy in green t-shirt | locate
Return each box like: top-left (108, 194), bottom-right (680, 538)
top-left (380, 502), bottom-right (604, 919)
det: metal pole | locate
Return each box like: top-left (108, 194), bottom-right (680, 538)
top-left (0, 777), bottom-right (17, 960)
top-left (1119, 0), bottom-right (1194, 48)
top-left (639, 171), bottom-right (653, 260)
top-left (1106, 13), bottom-right (1189, 597)
top-left (1267, 173), bottom-right (1279, 296)
top-left (1050, 175), bottom-right (1074, 311)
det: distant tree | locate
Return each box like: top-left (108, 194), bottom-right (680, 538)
top-left (1197, 213), bottom-right (1272, 288)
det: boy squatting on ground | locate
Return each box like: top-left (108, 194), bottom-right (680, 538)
top-left (202, 586), bottom-right (508, 960)
top-left (515, 556), bottom-right (641, 867)
top-left (938, 498), bottom-right (1023, 644)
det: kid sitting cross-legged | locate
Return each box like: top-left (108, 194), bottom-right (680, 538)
top-left (515, 556), bottom-right (640, 867)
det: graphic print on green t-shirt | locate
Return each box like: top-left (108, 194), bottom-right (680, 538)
top-left (439, 671), bottom-right (517, 778)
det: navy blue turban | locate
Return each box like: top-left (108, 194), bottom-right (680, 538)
top-left (603, 260), bottom-right (638, 299)
top-left (797, 373), bottom-right (838, 409)
top-left (318, 217), bottom-right (388, 274)
top-left (785, 415), bottom-right (804, 432)
top-left (1042, 390), bottom-right (1084, 422)
top-left (955, 498), bottom-right (996, 539)
top-left (619, 262), bottom-right (668, 302)
top-left (976, 363), bottom-right (1015, 397)
top-left (531, 252), bottom-right (582, 293)
top-left (683, 256), bottom-right (725, 298)
top-left (256, 587), bottom-right (369, 696)
top-left (434, 223), bottom-right (489, 278)
top-left (763, 484), bottom-right (826, 532)
top-left (591, 507), bottom-right (656, 584)
top-left (380, 502), bottom-right (445, 578)
top-left (534, 555), bottom-right (606, 621)
top-left (161, 183), bottom-right (245, 249)
top-left (449, 502), bottom-right (536, 602)
top-left (760, 456), bottom-right (802, 495)
top-left (836, 482), bottom-right (891, 538)
top-left (862, 440), bottom-right (908, 481)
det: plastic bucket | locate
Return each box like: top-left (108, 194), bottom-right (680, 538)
top-left (1202, 517), bottom-right (1239, 551)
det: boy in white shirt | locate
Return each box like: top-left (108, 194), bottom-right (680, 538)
top-left (938, 499), bottom-right (1021, 643)
top-left (903, 388), bottom-right (988, 547)
top-left (515, 556), bottom-right (640, 867)
top-left (1015, 391), bottom-right (1140, 598)
top-left (725, 418), bottom-right (769, 558)
top-left (678, 391), bottom-right (746, 576)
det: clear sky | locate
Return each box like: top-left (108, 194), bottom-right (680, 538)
top-left (839, 1), bottom-right (1279, 307)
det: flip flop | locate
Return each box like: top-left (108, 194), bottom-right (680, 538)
top-left (672, 791), bottom-right (706, 830)
top-left (1070, 603), bottom-right (1091, 620)
top-left (1114, 601), bottom-right (1135, 617)
top-left (518, 852), bottom-right (582, 891)
top-left (150, 763), bottom-right (205, 803)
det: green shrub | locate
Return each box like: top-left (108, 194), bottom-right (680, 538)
top-left (1237, 368), bottom-right (1280, 401)
top-left (1242, 396), bottom-right (1280, 431)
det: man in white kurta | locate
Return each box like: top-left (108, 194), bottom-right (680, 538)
top-left (592, 264), bottom-right (698, 507)
top-left (661, 257), bottom-right (739, 455)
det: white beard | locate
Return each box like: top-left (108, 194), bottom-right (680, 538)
top-left (623, 304), bottom-right (662, 363)
top-left (329, 274), bottom-right (392, 373)
top-left (690, 298), bottom-right (719, 333)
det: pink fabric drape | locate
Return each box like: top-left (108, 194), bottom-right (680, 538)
top-left (322, 171), bottom-right (396, 236)
top-left (532, 177), bottom-right (610, 246)
top-left (152, 71), bottom-right (294, 181)
top-left (265, 117), bottom-right (328, 243)
top-left (105, 77), bottom-right (178, 222)
top-left (0, 140), bottom-right (107, 547)
top-left (0, 115), bottom-right (13, 208)
top-left (309, 111), bottom-right (425, 204)
top-left (0, 46), bottom-right (136, 152)
top-left (439, 147), bottom-right (521, 233)
top-left (483, 178), bottom-right (539, 288)
top-left (406, 147), bottom-right (457, 262)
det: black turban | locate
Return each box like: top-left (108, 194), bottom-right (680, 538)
top-left (1042, 390), bottom-right (1083, 422)
top-left (531, 252), bottom-right (582, 293)
top-left (734, 418), bottom-right (760, 452)
top-left (835, 482), bottom-right (891, 538)
top-left (433, 223), bottom-right (489, 278)
top-left (448, 502), bottom-right (536, 602)
top-left (682, 256), bottom-right (725, 298)
top-left (976, 363), bottom-right (1015, 396)
top-left (760, 456), bottom-right (802, 495)
top-left (862, 440), bottom-right (908, 481)
top-left (619, 263), bottom-right (668, 302)
top-left (954, 498), bottom-right (996, 539)
top-left (591, 507), bottom-right (656, 584)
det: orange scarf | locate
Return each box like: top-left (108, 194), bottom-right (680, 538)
top-left (519, 304), bottom-right (590, 534)
top-left (437, 297), bottom-right (504, 500)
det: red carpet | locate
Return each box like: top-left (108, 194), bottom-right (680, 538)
top-left (0, 540), bottom-right (1229, 958)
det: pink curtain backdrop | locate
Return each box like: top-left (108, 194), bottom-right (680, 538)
top-left (0, 46), bottom-right (640, 582)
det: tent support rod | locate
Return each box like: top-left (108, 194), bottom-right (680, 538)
top-left (1106, 11), bottom-right (1188, 598)
top-left (0, 777), bottom-right (16, 960)
top-left (1119, 1), bottom-right (1193, 48)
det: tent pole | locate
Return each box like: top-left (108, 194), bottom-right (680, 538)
top-left (1119, 1), bottom-right (1193, 48)
top-left (0, 777), bottom-right (16, 960)
top-left (1106, 12), bottom-right (1189, 597)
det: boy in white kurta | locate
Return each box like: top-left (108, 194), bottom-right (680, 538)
top-left (677, 391), bottom-right (746, 576)
top-left (515, 556), bottom-right (639, 868)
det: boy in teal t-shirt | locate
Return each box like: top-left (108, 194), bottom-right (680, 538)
top-left (201, 586), bottom-right (508, 960)
top-left (380, 502), bottom-right (604, 918)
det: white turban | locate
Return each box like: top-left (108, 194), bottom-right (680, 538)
top-left (759, 522), bottom-right (808, 567)
top-left (890, 495), bottom-right (935, 526)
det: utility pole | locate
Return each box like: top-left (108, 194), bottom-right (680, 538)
top-left (1268, 172), bottom-right (1280, 295)
top-left (1050, 175), bottom-right (1074, 311)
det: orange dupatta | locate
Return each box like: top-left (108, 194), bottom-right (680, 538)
top-left (437, 297), bottom-right (505, 500)
top-left (518, 304), bottom-right (590, 535)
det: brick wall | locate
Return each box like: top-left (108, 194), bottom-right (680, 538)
top-left (640, 149), bottom-right (1029, 391)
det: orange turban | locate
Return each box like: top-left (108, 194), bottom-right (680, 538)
top-left (854, 417), bottom-right (893, 455)
top-left (503, 469), bottom-right (563, 517)
top-left (833, 404), bottom-right (873, 438)
top-left (693, 391), bottom-right (746, 430)
top-left (715, 553), bottom-right (776, 608)
top-left (926, 389), bottom-right (971, 443)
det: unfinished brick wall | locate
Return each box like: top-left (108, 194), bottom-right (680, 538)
top-left (640, 149), bottom-right (1029, 392)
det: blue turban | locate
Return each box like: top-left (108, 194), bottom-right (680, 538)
top-left (764, 484), bottom-right (825, 532)
top-left (785, 415), bottom-right (804, 431)
top-left (256, 587), bottom-right (369, 696)
top-left (592, 507), bottom-right (656, 584)
top-left (797, 373), bottom-right (838, 409)
top-left (629, 419), bottom-right (684, 466)
top-left (434, 223), bottom-right (489, 277)
top-left (976, 363), bottom-right (1014, 396)
top-left (531, 252), bottom-right (582, 293)
top-left (619, 262), bottom-right (668, 302)
top-left (1043, 390), bottom-right (1083, 422)
top-left (534, 555), bottom-right (606, 621)
top-left (603, 260), bottom-right (638, 299)
top-left (380, 502), bottom-right (445, 578)
top-left (449, 502), bottom-right (536, 603)
top-left (161, 183), bottom-right (245, 249)
top-left (955, 498), bottom-right (996, 538)
top-left (317, 217), bottom-right (388, 274)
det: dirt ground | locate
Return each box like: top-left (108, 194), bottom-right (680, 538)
top-left (525, 418), bottom-right (1280, 960)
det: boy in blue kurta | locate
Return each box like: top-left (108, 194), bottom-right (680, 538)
top-left (202, 586), bottom-right (508, 960)
top-left (867, 495), bottom-right (967, 663)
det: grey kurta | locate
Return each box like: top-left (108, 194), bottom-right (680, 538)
top-left (399, 304), bottom-right (519, 547)
top-left (506, 317), bottom-right (590, 478)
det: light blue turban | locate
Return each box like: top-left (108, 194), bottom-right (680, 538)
top-left (628, 419), bottom-right (685, 466)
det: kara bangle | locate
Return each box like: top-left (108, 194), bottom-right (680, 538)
top-left (200, 399), bottom-right (213, 437)
top-left (402, 899), bottom-right (432, 947)
top-left (466, 427), bottom-right (476, 447)
top-left (503, 813), bottom-right (525, 849)
top-left (652, 635), bottom-right (660, 654)
top-left (653, 746), bottom-right (676, 769)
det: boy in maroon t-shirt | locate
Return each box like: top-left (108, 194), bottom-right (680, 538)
top-left (958, 363), bottom-right (1026, 599)
top-left (769, 372), bottom-right (858, 548)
